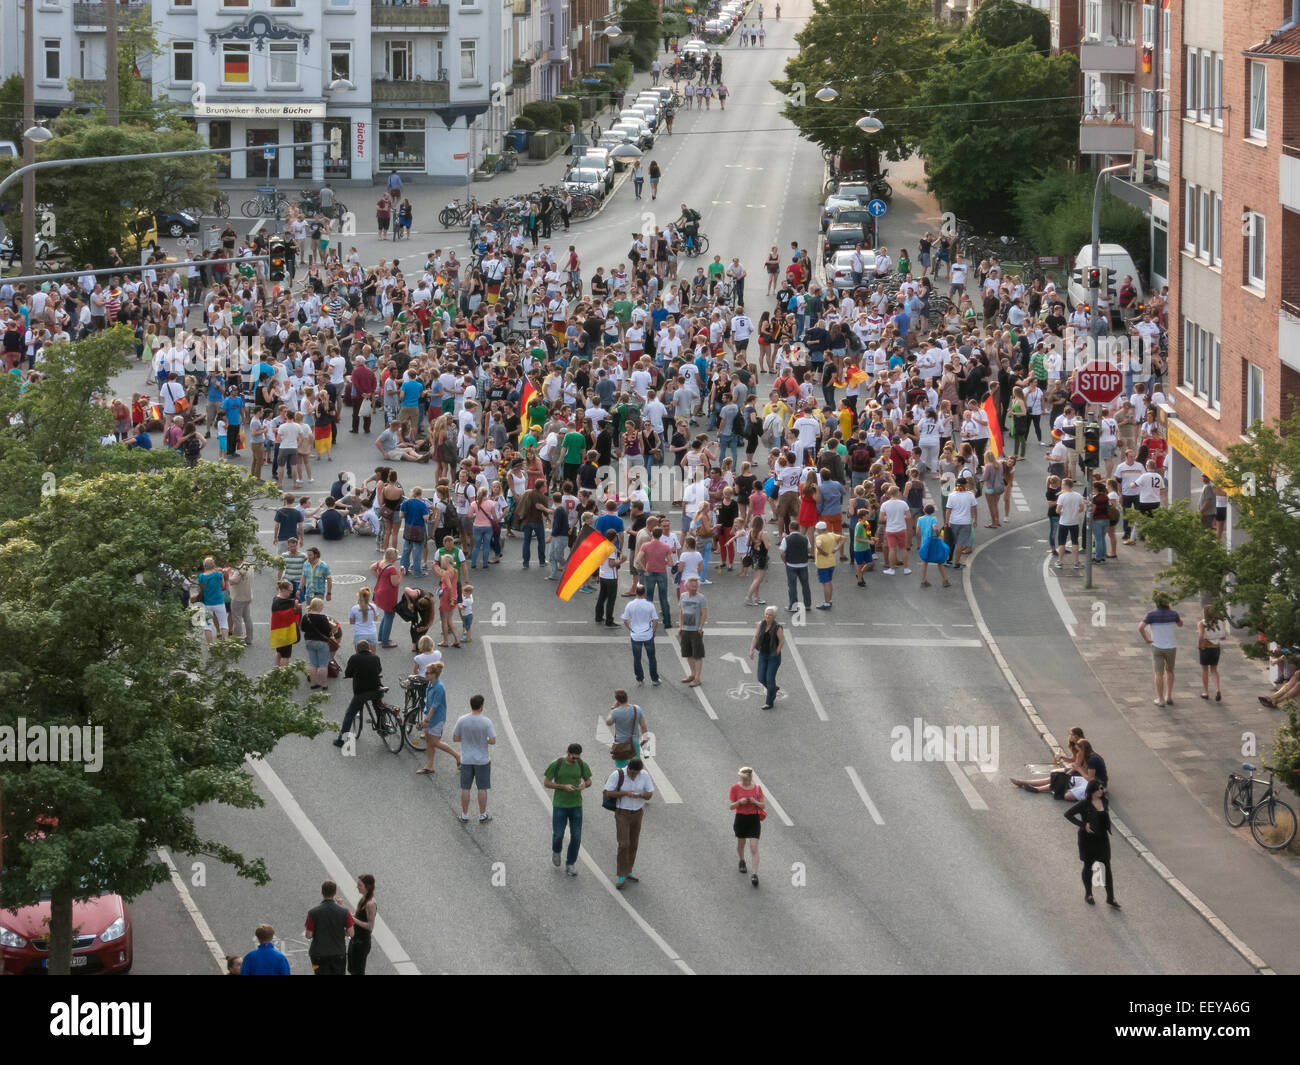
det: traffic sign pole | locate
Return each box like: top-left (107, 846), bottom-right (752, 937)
top-left (866, 197), bottom-right (887, 250)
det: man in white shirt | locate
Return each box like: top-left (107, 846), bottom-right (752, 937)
top-left (878, 486), bottom-right (913, 576)
top-left (730, 310), bottom-right (753, 356)
top-left (603, 752), bottom-right (654, 888)
top-left (943, 477), bottom-right (977, 567)
top-left (790, 408), bottom-right (821, 465)
top-left (1053, 478), bottom-right (1085, 569)
top-left (1134, 460), bottom-right (1165, 534)
top-left (621, 587), bottom-right (661, 685)
top-left (949, 258), bottom-right (968, 297)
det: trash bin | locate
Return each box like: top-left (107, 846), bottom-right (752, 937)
top-left (202, 224), bottom-right (221, 253)
top-left (508, 129), bottom-right (528, 152)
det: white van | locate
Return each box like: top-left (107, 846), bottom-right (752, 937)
top-left (0, 140), bottom-right (18, 158)
top-left (1067, 243), bottom-right (1144, 314)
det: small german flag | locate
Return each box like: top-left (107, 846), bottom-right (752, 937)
top-left (557, 531), bottom-right (615, 601)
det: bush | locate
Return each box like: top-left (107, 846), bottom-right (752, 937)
top-left (554, 98), bottom-right (581, 127)
top-left (512, 115), bottom-right (538, 132)
top-left (1014, 169), bottom-right (1151, 279)
top-left (521, 101), bottom-right (562, 130)
top-left (611, 55), bottom-right (635, 86)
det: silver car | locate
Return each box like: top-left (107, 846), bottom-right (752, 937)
top-left (827, 249), bottom-right (877, 291)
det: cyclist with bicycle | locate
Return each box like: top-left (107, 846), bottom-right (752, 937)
top-left (677, 204), bottom-right (702, 252)
top-left (335, 639), bottom-right (392, 747)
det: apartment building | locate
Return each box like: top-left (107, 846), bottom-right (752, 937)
top-left (1167, 0), bottom-right (1300, 540)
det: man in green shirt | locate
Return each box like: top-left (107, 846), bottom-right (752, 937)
top-left (544, 743), bottom-right (593, 875)
top-left (707, 254), bottom-right (726, 290)
top-left (562, 424), bottom-right (587, 484)
top-left (612, 296), bottom-right (634, 341)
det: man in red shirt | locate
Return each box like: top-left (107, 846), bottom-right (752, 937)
top-left (348, 355), bottom-right (377, 435)
top-left (634, 525), bottom-right (677, 628)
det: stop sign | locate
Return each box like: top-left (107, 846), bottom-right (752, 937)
top-left (1075, 363), bottom-right (1124, 404)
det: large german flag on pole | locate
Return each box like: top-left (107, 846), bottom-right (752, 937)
top-left (981, 395), bottom-right (1004, 460)
top-left (557, 531), bottom-right (615, 601)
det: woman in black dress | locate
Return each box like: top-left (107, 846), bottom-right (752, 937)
top-left (1065, 779), bottom-right (1120, 908)
top-left (348, 874), bottom-right (376, 975)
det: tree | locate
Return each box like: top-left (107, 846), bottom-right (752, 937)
top-left (609, 0), bottom-right (662, 71)
top-left (970, 0), bottom-right (1051, 53)
top-left (1139, 408), bottom-right (1300, 796)
top-left (0, 466), bottom-right (327, 975)
top-left (774, 0), bottom-right (950, 166)
top-left (0, 74), bottom-right (22, 146)
top-left (915, 38), bottom-right (1079, 231)
top-left (1014, 170), bottom-right (1151, 277)
top-left (0, 116), bottom-right (216, 265)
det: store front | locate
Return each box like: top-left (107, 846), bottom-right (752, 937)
top-left (377, 117), bottom-right (427, 172)
top-left (294, 119), bottom-right (352, 181)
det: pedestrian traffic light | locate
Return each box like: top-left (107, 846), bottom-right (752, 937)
top-left (1082, 421), bottom-right (1101, 468)
top-left (1087, 268), bottom-right (1101, 290)
top-left (1104, 267), bottom-right (1117, 293)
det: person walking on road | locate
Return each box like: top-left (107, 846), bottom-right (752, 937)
top-left (729, 766), bottom-right (766, 887)
top-left (304, 880), bottom-right (353, 975)
top-left (632, 161), bottom-right (645, 200)
top-left (1065, 780), bottom-right (1120, 908)
top-left (347, 874), bottom-right (377, 976)
top-left (1138, 591), bottom-right (1182, 707)
top-left (606, 689), bottom-right (648, 769)
top-left (813, 520), bottom-right (845, 609)
top-left (453, 694), bottom-right (497, 822)
top-left (779, 527), bottom-right (811, 612)
top-left (1197, 605), bottom-right (1227, 702)
top-left (649, 160), bottom-right (661, 200)
top-left (604, 757), bottom-right (655, 890)
top-left (679, 575), bottom-right (708, 685)
top-left (622, 584), bottom-right (661, 685)
top-left (749, 606), bottom-right (784, 709)
top-left (544, 742), bottom-right (593, 876)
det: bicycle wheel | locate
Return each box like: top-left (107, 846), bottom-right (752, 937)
top-left (1250, 796), bottom-right (1298, 849)
top-left (352, 704), bottom-right (366, 739)
top-left (240, 199), bottom-right (261, 218)
top-left (1223, 777), bottom-right (1248, 827)
top-left (874, 180), bottom-right (893, 201)
top-left (403, 708), bottom-right (428, 752)
top-left (274, 195), bottom-right (289, 220)
top-left (378, 709), bottom-right (405, 754)
top-left (696, 234), bottom-right (710, 256)
top-left (215, 193), bottom-right (230, 216)
top-left (439, 208), bottom-right (454, 228)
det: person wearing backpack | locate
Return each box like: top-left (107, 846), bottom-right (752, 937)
top-left (544, 743), bottom-right (593, 877)
top-left (848, 432), bottom-right (874, 490)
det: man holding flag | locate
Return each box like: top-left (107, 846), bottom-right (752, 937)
top-left (979, 393), bottom-right (1004, 465)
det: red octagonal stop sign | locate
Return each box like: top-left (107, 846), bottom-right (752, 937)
top-left (1075, 363), bottom-right (1124, 404)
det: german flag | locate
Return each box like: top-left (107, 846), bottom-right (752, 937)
top-left (846, 365), bottom-right (870, 388)
top-left (269, 601), bottom-right (300, 650)
top-left (519, 377), bottom-right (539, 427)
top-left (981, 395), bottom-right (1004, 460)
top-left (225, 53), bottom-right (249, 83)
top-left (557, 531), bottom-right (615, 601)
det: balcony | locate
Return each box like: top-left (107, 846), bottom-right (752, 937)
top-left (1079, 118), bottom-right (1135, 154)
top-left (1281, 146), bottom-right (1300, 213)
top-left (73, 1), bottom-right (148, 30)
top-left (371, 0), bottom-right (451, 29)
top-left (547, 45), bottom-right (569, 63)
top-left (1280, 301), bottom-right (1300, 374)
top-left (371, 76), bottom-right (450, 105)
top-left (1079, 42), bottom-right (1135, 74)
top-left (513, 0), bottom-right (532, 16)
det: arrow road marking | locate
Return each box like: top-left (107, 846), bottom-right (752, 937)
top-left (719, 651), bottom-right (751, 674)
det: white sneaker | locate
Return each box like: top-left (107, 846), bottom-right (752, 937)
top-left (903, 568), bottom-right (912, 575)
top-left (882, 568), bottom-right (896, 575)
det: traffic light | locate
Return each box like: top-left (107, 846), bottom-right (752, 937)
top-left (1087, 267), bottom-right (1101, 290)
top-left (1082, 421), bottom-right (1101, 468)
top-left (269, 237), bottom-right (285, 283)
top-left (1104, 267), bottom-right (1117, 294)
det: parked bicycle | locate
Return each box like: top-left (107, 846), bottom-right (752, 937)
top-left (240, 186), bottom-right (289, 219)
top-left (212, 191), bottom-right (231, 217)
top-left (1224, 763), bottom-right (1298, 850)
top-left (399, 675), bottom-right (428, 753)
top-left (346, 685), bottom-right (404, 754)
top-left (296, 190), bottom-right (349, 222)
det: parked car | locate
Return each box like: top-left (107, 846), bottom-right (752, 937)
top-left (0, 233), bottom-right (57, 264)
top-left (623, 105), bottom-right (658, 130)
top-left (827, 248), bottom-right (877, 291)
top-left (571, 151), bottom-right (614, 191)
top-left (830, 205), bottom-right (875, 231)
top-left (831, 183), bottom-right (876, 206)
top-left (155, 209), bottom-right (201, 238)
top-left (611, 121), bottom-right (653, 149)
top-left (823, 222), bottom-right (867, 261)
top-left (0, 890), bottom-right (133, 975)
top-left (821, 195), bottom-right (858, 232)
top-left (563, 167), bottom-right (606, 199)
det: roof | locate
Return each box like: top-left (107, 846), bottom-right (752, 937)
top-left (1244, 24), bottom-right (1300, 59)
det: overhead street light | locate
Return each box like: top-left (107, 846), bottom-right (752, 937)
top-left (24, 125), bottom-right (53, 142)
top-left (610, 139), bottom-right (642, 162)
top-left (814, 84), bottom-right (839, 103)
top-left (855, 112), bottom-right (884, 134)
top-left (604, 24), bottom-right (624, 38)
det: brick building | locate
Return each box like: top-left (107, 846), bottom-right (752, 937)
top-left (1167, 0), bottom-right (1300, 542)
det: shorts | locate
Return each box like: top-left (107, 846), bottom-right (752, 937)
top-left (460, 762), bottom-right (492, 790)
top-left (733, 813), bottom-right (761, 839)
top-left (1198, 646), bottom-right (1221, 667)
top-left (306, 639), bottom-right (331, 669)
top-left (735, 338), bottom-right (749, 351)
top-left (274, 641), bottom-right (293, 657)
top-left (825, 514), bottom-right (842, 533)
top-left (425, 721), bottom-right (445, 738)
top-left (853, 548), bottom-right (872, 565)
top-left (680, 629), bottom-right (705, 658)
top-left (1152, 646), bottom-right (1176, 672)
top-left (208, 602), bottom-right (229, 631)
top-left (1058, 524), bottom-right (1080, 545)
top-left (817, 566), bottom-right (835, 583)
top-left (384, 449), bottom-right (402, 462)
top-left (951, 524), bottom-right (974, 548)
top-left (1215, 507), bottom-right (1227, 521)
top-left (1100, 440), bottom-right (1117, 460)
top-left (459, 514), bottom-right (474, 538)
top-left (886, 530), bottom-right (908, 549)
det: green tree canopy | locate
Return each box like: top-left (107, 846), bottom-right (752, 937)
top-left (609, 0), bottom-right (662, 71)
top-left (1015, 170), bottom-right (1151, 276)
top-left (774, 0), bottom-right (950, 165)
top-left (970, 0), bottom-right (1051, 53)
top-left (0, 73), bottom-right (22, 146)
top-left (915, 38), bottom-right (1079, 231)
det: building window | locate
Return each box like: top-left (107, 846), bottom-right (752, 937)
top-left (1185, 49), bottom-right (1198, 117)
top-left (384, 39), bottom-right (414, 80)
top-left (1183, 182), bottom-right (1197, 252)
top-left (1141, 88), bottom-right (1155, 132)
top-left (79, 39), bottom-right (87, 79)
top-left (1211, 193), bottom-right (1221, 266)
top-left (1199, 50), bottom-right (1212, 122)
top-left (222, 0), bottom-right (250, 7)
top-left (1245, 363), bottom-right (1265, 429)
top-left (460, 39), bottom-right (477, 82)
top-left (1197, 188), bottom-right (1210, 260)
top-left (1181, 319), bottom-right (1196, 390)
top-left (223, 43), bottom-right (251, 84)
top-left (1246, 210), bottom-right (1266, 289)
top-left (1182, 320), bottom-right (1221, 408)
top-left (1249, 61), bottom-right (1267, 140)
top-left (42, 40), bottom-right (60, 81)
top-left (1161, 8), bottom-right (1170, 77)
top-left (378, 117), bottom-right (425, 171)
top-left (1213, 54), bottom-right (1223, 127)
top-left (268, 42), bottom-right (298, 86)
top-left (1152, 217), bottom-right (1168, 280)
top-left (269, 0), bottom-right (296, 7)
top-left (1141, 1), bottom-right (1154, 45)
top-left (329, 41), bottom-right (351, 82)
top-left (1085, 0), bottom-right (1101, 39)
top-left (1119, 1), bottom-right (1135, 43)
top-left (172, 42), bottom-right (194, 83)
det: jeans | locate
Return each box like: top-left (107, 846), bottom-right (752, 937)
top-left (785, 566), bottom-right (811, 608)
top-left (552, 806), bottom-right (584, 867)
top-left (643, 571), bottom-right (672, 626)
top-left (1047, 515), bottom-right (1059, 551)
top-left (1092, 518), bottom-right (1109, 561)
top-left (718, 433), bottom-right (739, 467)
top-left (732, 278), bottom-right (744, 306)
top-left (633, 177), bottom-right (644, 198)
top-left (341, 689), bottom-right (379, 736)
top-left (794, 314), bottom-right (806, 340)
top-left (596, 577), bottom-right (619, 622)
top-left (700, 539), bottom-right (713, 580)
top-left (471, 525), bottom-right (492, 567)
top-left (401, 537), bottom-right (425, 577)
top-left (548, 536), bottom-right (568, 577)
top-left (522, 521), bottom-right (545, 565)
top-left (756, 652), bottom-right (781, 706)
top-left (631, 638), bottom-right (659, 683)
top-left (1121, 495), bottom-right (1139, 538)
top-left (378, 610), bottom-right (395, 645)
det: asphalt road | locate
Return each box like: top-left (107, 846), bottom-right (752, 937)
top-left (104, 0), bottom-right (1291, 975)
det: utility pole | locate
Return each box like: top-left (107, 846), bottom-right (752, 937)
top-left (21, 0), bottom-right (35, 277)
top-left (105, 0), bottom-right (121, 126)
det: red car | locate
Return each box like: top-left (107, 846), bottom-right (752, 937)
top-left (0, 892), bottom-right (133, 975)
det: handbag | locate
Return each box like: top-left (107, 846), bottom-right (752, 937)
top-left (405, 524), bottom-right (427, 543)
top-left (175, 396), bottom-right (191, 414)
top-left (327, 658), bottom-right (341, 678)
top-left (756, 787), bottom-right (767, 821)
top-left (359, 398), bottom-right (373, 418)
top-left (1107, 502), bottom-right (1120, 522)
top-left (609, 707), bottom-right (639, 760)
top-left (602, 768), bottom-right (625, 811)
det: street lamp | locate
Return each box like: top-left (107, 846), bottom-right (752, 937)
top-left (855, 112), bottom-right (884, 134)
top-left (814, 83), bottom-right (839, 103)
top-left (610, 139), bottom-right (642, 162)
top-left (326, 78), bottom-right (355, 92)
top-left (603, 24), bottom-right (624, 38)
top-left (24, 125), bottom-right (53, 142)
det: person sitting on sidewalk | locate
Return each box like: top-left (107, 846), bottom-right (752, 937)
top-left (1010, 728), bottom-right (1085, 796)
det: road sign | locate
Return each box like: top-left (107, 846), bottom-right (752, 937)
top-left (866, 198), bottom-right (888, 217)
top-left (263, 144), bottom-right (277, 160)
top-left (1075, 363), bottom-right (1124, 404)
top-left (1034, 255), bottom-right (1064, 266)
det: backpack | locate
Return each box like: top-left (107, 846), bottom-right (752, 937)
top-left (602, 768), bottom-right (625, 810)
top-left (761, 412), bottom-right (781, 448)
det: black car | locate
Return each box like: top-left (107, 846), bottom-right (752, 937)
top-left (155, 210), bottom-right (201, 238)
top-left (831, 206), bottom-right (874, 230)
top-left (823, 222), bottom-right (867, 261)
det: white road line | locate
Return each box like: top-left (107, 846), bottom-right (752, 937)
top-left (1040, 555), bottom-right (1079, 638)
top-left (797, 637), bottom-right (983, 648)
top-left (782, 631), bottom-right (829, 722)
top-left (484, 640), bottom-right (694, 974)
top-left (156, 847), bottom-right (227, 973)
top-left (750, 771), bottom-right (794, 827)
top-left (246, 756), bottom-right (422, 974)
top-left (844, 767), bottom-right (885, 826)
top-left (669, 634), bottom-right (720, 720)
top-left (643, 757), bottom-right (683, 803)
top-left (943, 759), bottom-right (989, 811)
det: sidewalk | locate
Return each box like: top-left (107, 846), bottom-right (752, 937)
top-left (1052, 541), bottom-right (1298, 864)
